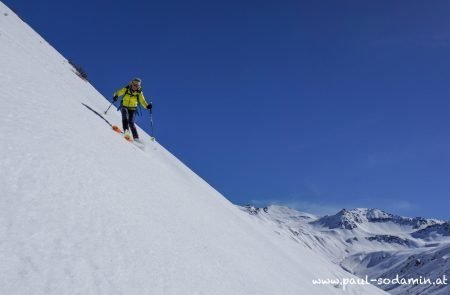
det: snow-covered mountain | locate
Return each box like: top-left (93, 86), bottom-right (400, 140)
top-left (313, 208), bottom-right (443, 230)
top-left (0, 2), bottom-right (386, 295)
top-left (241, 205), bottom-right (450, 295)
top-left (412, 222), bottom-right (450, 240)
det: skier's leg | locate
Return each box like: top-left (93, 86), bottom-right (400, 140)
top-left (121, 108), bottom-right (129, 132)
top-left (128, 109), bottom-right (139, 139)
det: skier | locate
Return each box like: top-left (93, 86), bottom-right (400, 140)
top-left (113, 78), bottom-right (152, 141)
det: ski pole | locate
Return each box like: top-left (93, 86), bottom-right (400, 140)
top-left (104, 101), bottom-right (114, 115)
top-left (149, 108), bottom-right (155, 139)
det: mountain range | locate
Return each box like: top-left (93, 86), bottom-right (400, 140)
top-left (241, 205), bottom-right (450, 294)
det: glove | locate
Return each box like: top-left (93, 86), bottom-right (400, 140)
top-left (146, 103), bottom-right (153, 110)
top-left (113, 95), bottom-right (118, 102)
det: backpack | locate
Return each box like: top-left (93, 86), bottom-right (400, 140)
top-left (124, 84), bottom-right (142, 95)
top-left (118, 85), bottom-right (144, 115)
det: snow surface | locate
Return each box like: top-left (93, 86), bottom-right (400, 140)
top-left (0, 3), bottom-right (387, 295)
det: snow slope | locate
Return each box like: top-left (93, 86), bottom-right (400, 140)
top-left (0, 3), bottom-right (387, 295)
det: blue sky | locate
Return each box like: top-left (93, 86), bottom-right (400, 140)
top-left (6, 0), bottom-right (450, 219)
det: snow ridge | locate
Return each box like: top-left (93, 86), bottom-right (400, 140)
top-left (313, 208), bottom-right (444, 230)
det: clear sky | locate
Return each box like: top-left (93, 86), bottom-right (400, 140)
top-left (5, 0), bottom-right (450, 219)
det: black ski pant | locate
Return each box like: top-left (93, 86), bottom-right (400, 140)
top-left (121, 107), bottom-right (139, 139)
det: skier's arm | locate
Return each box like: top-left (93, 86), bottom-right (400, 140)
top-left (139, 92), bottom-right (151, 109)
top-left (113, 87), bottom-right (127, 98)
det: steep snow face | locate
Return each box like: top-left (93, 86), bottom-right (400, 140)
top-left (242, 205), bottom-right (450, 295)
top-left (0, 3), bottom-right (387, 295)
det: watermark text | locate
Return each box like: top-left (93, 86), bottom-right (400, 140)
top-left (312, 275), bottom-right (448, 290)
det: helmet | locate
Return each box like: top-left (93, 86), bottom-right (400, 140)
top-left (131, 77), bottom-right (142, 85)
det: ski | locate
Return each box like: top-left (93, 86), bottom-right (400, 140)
top-left (112, 124), bottom-right (155, 144)
top-left (124, 134), bottom-right (133, 142)
top-left (112, 125), bottom-right (122, 134)
top-left (112, 125), bottom-right (132, 142)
